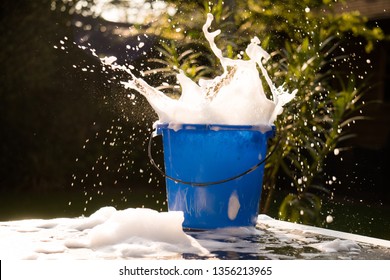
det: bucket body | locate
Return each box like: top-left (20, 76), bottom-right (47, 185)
top-left (156, 123), bottom-right (275, 230)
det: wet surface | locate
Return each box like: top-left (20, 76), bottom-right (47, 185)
top-left (186, 223), bottom-right (390, 260)
top-left (0, 213), bottom-right (389, 260)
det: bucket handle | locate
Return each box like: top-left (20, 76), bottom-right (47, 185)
top-left (147, 131), bottom-right (280, 187)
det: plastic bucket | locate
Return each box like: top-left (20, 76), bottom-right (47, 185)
top-left (152, 123), bottom-right (275, 230)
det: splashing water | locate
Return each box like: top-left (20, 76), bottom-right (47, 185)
top-left (64, 13), bottom-right (298, 214)
top-left (104, 13), bottom-right (296, 126)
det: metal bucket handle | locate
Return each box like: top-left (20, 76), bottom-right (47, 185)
top-left (147, 128), bottom-right (280, 187)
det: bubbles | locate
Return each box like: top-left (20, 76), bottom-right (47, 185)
top-left (67, 114), bottom-right (165, 214)
top-left (120, 13), bottom-right (296, 126)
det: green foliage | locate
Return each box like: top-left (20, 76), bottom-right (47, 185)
top-left (143, 41), bottom-right (215, 96)
top-left (279, 192), bottom-right (322, 225)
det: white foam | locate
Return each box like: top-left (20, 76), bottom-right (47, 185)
top-left (66, 207), bottom-right (209, 258)
top-left (0, 207), bottom-right (209, 259)
top-left (310, 239), bottom-right (361, 253)
top-left (116, 13), bottom-right (296, 126)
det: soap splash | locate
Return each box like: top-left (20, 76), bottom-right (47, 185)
top-left (111, 13), bottom-right (296, 126)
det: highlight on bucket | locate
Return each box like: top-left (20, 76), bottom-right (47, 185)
top-left (148, 123), bottom-right (276, 230)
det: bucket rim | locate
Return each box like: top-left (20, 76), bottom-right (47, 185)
top-left (155, 122), bottom-right (276, 136)
top-left (149, 122), bottom-right (279, 187)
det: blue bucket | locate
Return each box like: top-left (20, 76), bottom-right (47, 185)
top-left (150, 123), bottom-right (275, 230)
